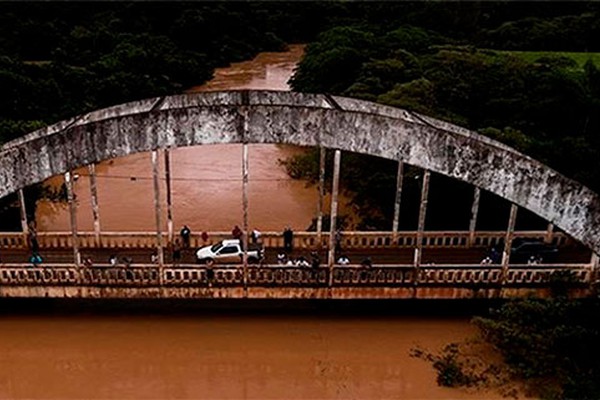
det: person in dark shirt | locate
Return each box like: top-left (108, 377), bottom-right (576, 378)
top-left (180, 225), bottom-right (191, 248)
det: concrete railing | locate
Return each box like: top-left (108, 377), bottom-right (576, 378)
top-left (0, 263), bottom-right (592, 288)
top-left (0, 230), bottom-right (572, 250)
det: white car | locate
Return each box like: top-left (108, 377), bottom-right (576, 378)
top-left (195, 239), bottom-right (263, 264)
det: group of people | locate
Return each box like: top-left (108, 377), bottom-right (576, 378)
top-left (277, 252), bottom-right (320, 268)
top-left (480, 247), bottom-right (502, 265)
top-left (231, 225), bottom-right (262, 244)
top-left (23, 223), bottom-right (374, 269)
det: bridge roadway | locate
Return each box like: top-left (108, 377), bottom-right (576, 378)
top-left (0, 244), bottom-right (591, 265)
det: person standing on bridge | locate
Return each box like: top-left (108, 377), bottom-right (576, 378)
top-left (83, 256), bottom-right (93, 268)
top-left (180, 225), bottom-right (191, 248)
top-left (172, 240), bottom-right (182, 265)
top-left (232, 225), bottom-right (243, 240)
top-left (334, 229), bottom-right (343, 255)
top-left (251, 228), bottom-right (261, 244)
top-left (206, 258), bottom-right (215, 288)
top-left (109, 254), bottom-right (118, 267)
top-left (29, 252), bottom-right (42, 267)
top-left (337, 254), bottom-right (350, 265)
top-left (28, 229), bottom-right (39, 255)
top-left (283, 226), bottom-right (294, 253)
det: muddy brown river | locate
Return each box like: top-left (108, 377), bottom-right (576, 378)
top-left (0, 312), bottom-right (507, 399)
top-left (13, 45), bottom-right (509, 399)
top-left (35, 44), bottom-right (347, 233)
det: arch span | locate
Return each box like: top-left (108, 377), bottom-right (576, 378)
top-left (1, 91), bottom-right (599, 253)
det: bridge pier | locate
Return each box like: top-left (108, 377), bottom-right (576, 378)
top-left (164, 148), bottom-right (174, 244)
top-left (242, 143), bottom-right (249, 292)
top-left (412, 170), bottom-right (430, 296)
top-left (87, 164), bottom-right (101, 244)
top-left (590, 253), bottom-right (599, 287)
top-left (501, 204), bottom-right (518, 284)
top-left (468, 187), bottom-right (480, 247)
top-left (64, 170), bottom-right (80, 266)
top-left (392, 161), bottom-right (404, 244)
top-left (151, 150), bottom-right (164, 272)
top-left (328, 149), bottom-right (341, 287)
top-left (413, 170), bottom-right (430, 269)
top-left (17, 189), bottom-right (29, 245)
top-left (316, 146), bottom-right (326, 248)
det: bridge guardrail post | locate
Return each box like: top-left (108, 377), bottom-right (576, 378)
top-left (88, 164), bottom-right (102, 245)
top-left (468, 188), bottom-right (480, 247)
top-left (242, 142), bottom-right (249, 292)
top-left (392, 161), bottom-right (404, 245)
top-left (590, 252), bottom-right (599, 289)
top-left (65, 171), bottom-right (81, 267)
top-left (316, 146), bottom-right (326, 248)
top-left (17, 189), bottom-right (29, 248)
top-left (501, 204), bottom-right (518, 287)
top-left (412, 170), bottom-right (430, 292)
top-left (151, 150), bottom-right (165, 285)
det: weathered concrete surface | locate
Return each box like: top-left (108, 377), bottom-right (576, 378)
top-left (2, 90), bottom-right (600, 254)
top-left (0, 285), bottom-right (592, 299)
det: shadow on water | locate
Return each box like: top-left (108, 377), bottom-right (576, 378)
top-left (0, 298), bottom-right (504, 318)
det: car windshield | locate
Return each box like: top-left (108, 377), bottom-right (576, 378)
top-left (211, 243), bottom-right (223, 252)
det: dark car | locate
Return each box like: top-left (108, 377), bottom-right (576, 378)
top-left (510, 240), bottom-right (558, 264)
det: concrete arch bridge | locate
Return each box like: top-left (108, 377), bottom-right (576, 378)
top-left (0, 90), bottom-right (598, 299)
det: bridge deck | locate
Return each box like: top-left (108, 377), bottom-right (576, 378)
top-left (0, 231), bottom-right (593, 300)
top-left (0, 245), bottom-right (591, 265)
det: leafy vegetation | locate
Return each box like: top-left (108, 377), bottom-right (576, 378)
top-left (473, 298), bottom-right (600, 399)
top-left (413, 272), bottom-right (600, 399)
top-left (288, 8), bottom-right (600, 230)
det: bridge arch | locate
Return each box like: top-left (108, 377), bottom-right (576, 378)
top-left (1, 90), bottom-right (599, 253)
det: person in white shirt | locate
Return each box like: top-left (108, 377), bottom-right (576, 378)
top-left (337, 255), bottom-right (350, 265)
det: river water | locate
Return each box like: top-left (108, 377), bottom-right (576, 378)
top-left (0, 310), bottom-right (505, 399)
top-left (35, 44), bottom-right (344, 232)
top-left (15, 45), bottom-right (505, 399)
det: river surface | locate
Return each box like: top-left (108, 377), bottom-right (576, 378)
top-left (19, 45), bottom-right (507, 399)
top-left (0, 311), bottom-right (506, 399)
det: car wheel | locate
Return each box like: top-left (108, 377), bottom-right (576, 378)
top-left (248, 257), bottom-right (258, 264)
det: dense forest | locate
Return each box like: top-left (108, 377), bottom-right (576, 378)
top-left (1, 2), bottom-right (600, 230)
top-left (287, 4), bottom-right (600, 231)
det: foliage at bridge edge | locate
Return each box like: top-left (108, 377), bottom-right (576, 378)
top-left (286, 5), bottom-right (600, 231)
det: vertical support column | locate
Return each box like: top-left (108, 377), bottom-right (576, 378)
top-left (327, 149), bottom-right (341, 287)
top-left (501, 204), bottom-right (518, 285)
top-left (64, 171), bottom-right (80, 266)
top-left (17, 188), bottom-right (29, 239)
top-left (392, 161), bottom-right (404, 244)
top-left (88, 164), bottom-right (101, 243)
top-left (590, 252), bottom-right (599, 286)
top-left (316, 147), bottom-right (326, 247)
top-left (468, 187), bottom-right (481, 247)
top-left (164, 148), bottom-right (174, 244)
top-left (242, 143), bottom-right (249, 288)
top-left (151, 150), bottom-right (164, 273)
top-left (413, 170), bottom-right (431, 270)
top-left (544, 222), bottom-right (554, 244)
